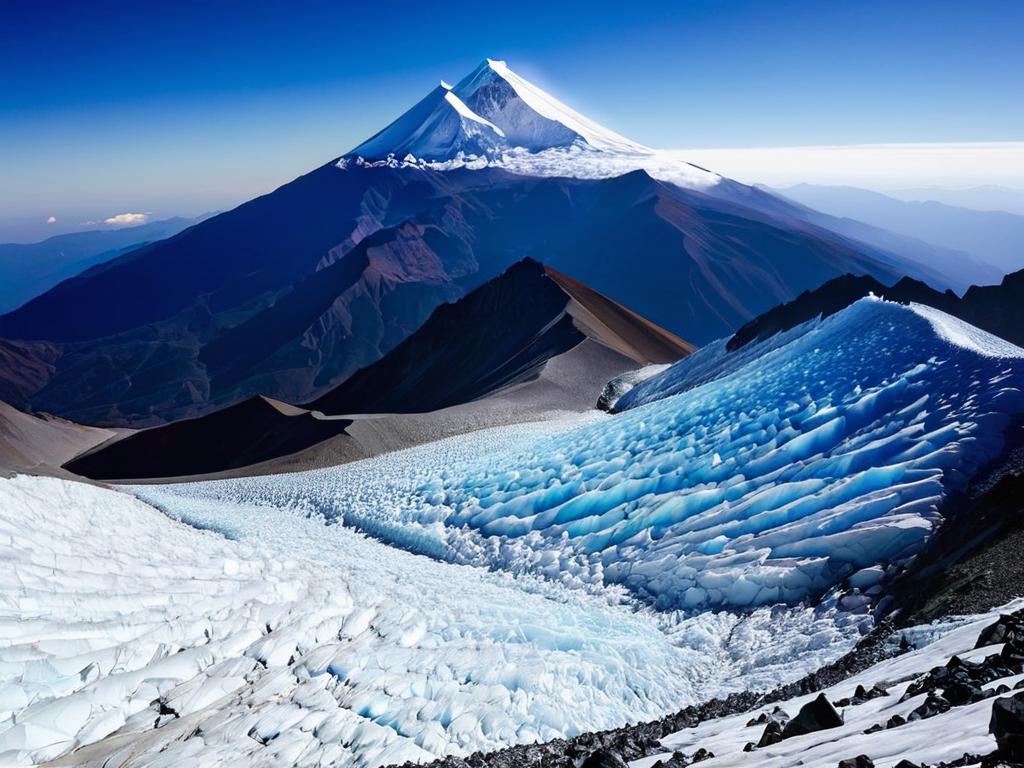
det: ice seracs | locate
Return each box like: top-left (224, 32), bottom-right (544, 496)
top-left (160, 299), bottom-right (1024, 612)
top-left (0, 474), bottom-right (861, 767)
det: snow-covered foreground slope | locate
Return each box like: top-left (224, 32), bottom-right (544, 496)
top-left (0, 475), bottom-right (860, 767)
top-left (631, 600), bottom-right (1024, 768)
top-left (151, 299), bottom-right (1024, 614)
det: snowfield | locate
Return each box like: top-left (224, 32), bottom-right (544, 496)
top-left (149, 299), bottom-right (1024, 613)
top-left (631, 600), bottom-right (1024, 768)
top-left (0, 475), bottom-right (861, 767)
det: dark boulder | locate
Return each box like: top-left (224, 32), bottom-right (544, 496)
top-left (886, 714), bottom-right (907, 729)
top-left (690, 748), bottom-right (714, 763)
top-left (909, 693), bottom-right (952, 721)
top-left (581, 749), bottom-right (627, 768)
top-left (781, 693), bottom-right (844, 739)
top-left (977, 614), bottom-right (1024, 649)
top-left (944, 680), bottom-right (983, 706)
top-left (834, 684), bottom-right (889, 708)
top-left (651, 752), bottom-right (688, 768)
top-left (1001, 640), bottom-right (1024, 665)
top-left (757, 719), bottom-right (785, 747)
top-left (991, 692), bottom-right (1024, 761)
top-left (837, 756), bottom-right (874, 768)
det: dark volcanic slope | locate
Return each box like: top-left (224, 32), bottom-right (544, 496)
top-left (727, 268), bottom-right (1024, 351)
top-left (68, 260), bottom-right (691, 480)
top-left (543, 265), bottom-right (698, 364)
top-left (1, 163), bottom-right (917, 426)
top-left (0, 339), bottom-right (60, 410)
top-left (0, 400), bottom-right (124, 477)
top-left (309, 258), bottom-right (693, 416)
top-left (65, 397), bottom-right (350, 480)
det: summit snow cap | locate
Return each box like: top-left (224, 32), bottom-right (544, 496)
top-left (453, 59), bottom-right (647, 154)
top-left (348, 81), bottom-right (505, 162)
top-left (348, 58), bottom-right (648, 161)
top-left (343, 58), bottom-right (720, 191)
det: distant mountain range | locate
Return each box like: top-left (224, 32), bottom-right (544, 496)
top-left (887, 184), bottom-right (1024, 216)
top-left (0, 60), bottom-right (980, 427)
top-left (0, 215), bottom-right (209, 313)
top-left (770, 183), bottom-right (1024, 278)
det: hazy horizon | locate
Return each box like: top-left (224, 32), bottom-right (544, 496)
top-left (3, 141), bottom-right (1022, 244)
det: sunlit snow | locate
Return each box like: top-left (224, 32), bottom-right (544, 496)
top-left (632, 599), bottom-right (1024, 768)
top-left (339, 58), bottom-right (722, 190)
top-left (0, 476), bottom-right (858, 767)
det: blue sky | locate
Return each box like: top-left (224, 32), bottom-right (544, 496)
top-left (2, 0), bottom-right (1021, 241)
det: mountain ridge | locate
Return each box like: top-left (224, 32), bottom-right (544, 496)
top-left (64, 257), bottom-right (692, 479)
top-left (770, 182), bottom-right (1024, 276)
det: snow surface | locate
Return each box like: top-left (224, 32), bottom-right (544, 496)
top-left (910, 301), bottom-right (1024, 359)
top-left (349, 84), bottom-right (506, 162)
top-left (0, 475), bottom-right (861, 767)
top-left (341, 59), bottom-right (721, 190)
top-left (453, 59), bottom-right (644, 154)
top-left (631, 599), bottom-right (1024, 768)
top-left (149, 299), bottom-right (1024, 613)
top-left (620, 298), bottom-right (1024, 412)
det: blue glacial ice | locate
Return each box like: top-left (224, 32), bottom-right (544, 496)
top-left (147, 299), bottom-right (1024, 612)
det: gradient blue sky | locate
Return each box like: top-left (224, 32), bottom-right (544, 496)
top-left (2, 0), bottom-right (1021, 241)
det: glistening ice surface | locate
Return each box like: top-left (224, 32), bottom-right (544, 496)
top-left (0, 476), bottom-right (857, 767)
top-left (155, 299), bottom-right (1024, 611)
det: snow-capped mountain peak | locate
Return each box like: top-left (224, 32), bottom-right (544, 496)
top-left (344, 58), bottom-right (720, 191)
top-left (348, 58), bottom-right (647, 161)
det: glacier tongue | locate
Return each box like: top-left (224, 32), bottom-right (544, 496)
top-left (151, 300), bottom-right (1024, 612)
top-left (12, 298), bottom-right (1020, 765)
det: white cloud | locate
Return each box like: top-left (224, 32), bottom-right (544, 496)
top-left (103, 212), bottom-right (150, 226)
top-left (46, 215), bottom-right (56, 224)
top-left (665, 142), bottom-right (1024, 190)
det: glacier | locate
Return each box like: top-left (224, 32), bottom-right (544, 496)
top-left (142, 299), bottom-right (1024, 614)
top-left (0, 475), bottom-right (860, 767)
top-left (4, 298), bottom-right (1023, 766)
